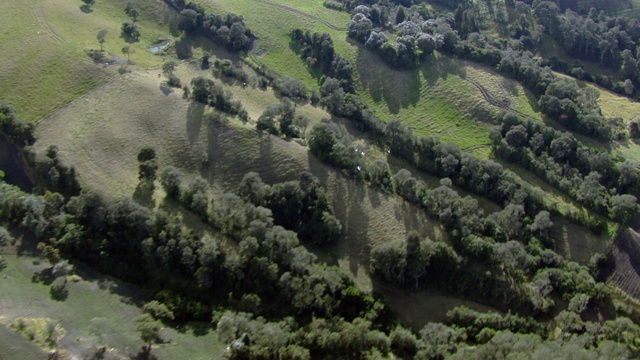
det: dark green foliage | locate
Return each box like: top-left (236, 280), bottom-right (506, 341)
top-left (121, 22), bottom-right (140, 42)
top-left (160, 166), bottom-right (182, 199)
top-left (291, 30), bottom-right (354, 92)
top-left (124, 2), bottom-right (139, 23)
top-left (190, 76), bottom-right (245, 116)
top-left (0, 104), bottom-right (34, 145)
top-left (273, 76), bottom-right (308, 101)
top-left (176, 5), bottom-right (252, 52)
top-left (238, 172), bottom-right (342, 245)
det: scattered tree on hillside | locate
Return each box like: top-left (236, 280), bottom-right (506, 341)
top-left (96, 30), bottom-right (108, 52)
top-left (121, 46), bottom-right (131, 64)
top-left (81, 0), bottom-right (95, 9)
top-left (124, 2), bottom-right (139, 23)
top-left (162, 61), bottom-right (177, 77)
top-left (137, 147), bottom-right (158, 192)
top-left (121, 22), bottom-right (140, 42)
top-left (135, 314), bottom-right (161, 354)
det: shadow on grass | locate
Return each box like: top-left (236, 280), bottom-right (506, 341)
top-left (355, 43), bottom-right (422, 114)
top-left (80, 5), bottom-right (93, 13)
top-left (186, 102), bottom-right (205, 143)
top-left (133, 183), bottom-right (156, 208)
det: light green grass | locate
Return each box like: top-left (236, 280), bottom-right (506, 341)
top-left (0, 254), bottom-right (225, 359)
top-left (356, 49), bottom-right (540, 157)
top-left (196, 0), bottom-right (353, 89)
top-left (0, 0), bottom-right (175, 122)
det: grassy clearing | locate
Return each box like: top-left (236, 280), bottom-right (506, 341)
top-left (0, 253), bottom-right (225, 359)
top-left (356, 49), bottom-right (540, 157)
top-left (197, 0), bottom-right (353, 89)
top-left (0, 0), bottom-right (177, 122)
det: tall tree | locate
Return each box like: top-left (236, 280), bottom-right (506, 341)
top-left (97, 29), bottom-right (108, 52)
top-left (135, 314), bottom-right (161, 354)
top-left (124, 2), bottom-right (139, 23)
top-left (122, 46), bottom-right (131, 64)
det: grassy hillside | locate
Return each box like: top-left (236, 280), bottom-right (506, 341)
top-left (0, 0), bottom-right (176, 122)
top-left (0, 252), bottom-right (225, 359)
top-left (196, 0), bottom-right (353, 89)
top-left (33, 63), bottom-right (449, 292)
top-left (356, 49), bottom-right (541, 157)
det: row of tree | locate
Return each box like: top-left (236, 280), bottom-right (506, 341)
top-left (490, 111), bottom-right (639, 222)
top-left (176, 2), bottom-right (252, 52)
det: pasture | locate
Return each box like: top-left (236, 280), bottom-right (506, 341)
top-left (33, 63), bottom-right (448, 296)
top-left (0, 0), bottom-right (179, 123)
top-left (0, 251), bottom-right (225, 359)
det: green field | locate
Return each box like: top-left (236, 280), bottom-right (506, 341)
top-left (0, 0), bottom-right (177, 122)
top-left (196, 0), bottom-right (353, 89)
top-left (0, 253), bottom-right (225, 359)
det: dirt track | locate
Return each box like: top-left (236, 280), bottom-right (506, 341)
top-left (464, 77), bottom-right (530, 118)
top-left (254, 0), bottom-right (347, 31)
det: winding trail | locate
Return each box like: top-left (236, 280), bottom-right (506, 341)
top-left (464, 77), bottom-right (530, 119)
top-left (253, 0), bottom-right (347, 31)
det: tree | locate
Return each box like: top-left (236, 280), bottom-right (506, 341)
top-left (395, 7), bottom-right (406, 24)
top-left (96, 29), bottom-right (108, 52)
top-left (82, 0), bottom-right (95, 9)
top-left (121, 46), bottom-right (131, 64)
top-left (138, 147), bottom-right (158, 191)
top-left (162, 61), bottom-right (177, 77)
top-left (124, 2), bottom-right (139, 23)
top-left (121, 22), bottom-right (140, 42)
top-left (160, 166), bottom-right (182, 199)
top-left (135, 314), bottom-right (161, 354)
top-left (405, 231), bottom-right (425, 289)
top-left (610, 194), bottom-right (638, 224)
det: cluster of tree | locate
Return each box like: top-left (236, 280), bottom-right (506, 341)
top-left (256, 97), bottom-right (310, 137)
top-left (238, 172), bottom-right (342, 245)
top-left (347, 6), bottom-right (456, 68)
top-left (0, 173), bottom-right (397, 357)
top-left (529, 2), bottom-right (640, 97)
top-left (490, 112), bottom-right (639, 223)
top-left (176, 2), bottom-right (252, 52)
top-left (26, 145), bottom-right (81, 198)
top-left (342, 4), bottom-right (625, 141)
top-left (211, 59), bottom-right (249, 84)
top-left (0, 103), bottom-right (34, 145)
top-left (308, 120), bottom-right (607, 314)
top-left (190, 76), bottom-right (248, 120)
top-left (290, 30), bottom-right (355, 92)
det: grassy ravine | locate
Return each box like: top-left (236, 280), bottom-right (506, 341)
top-left (0, 253), bottom-right (225, 359)
top-left (0, 0), bottom-right (174, 123)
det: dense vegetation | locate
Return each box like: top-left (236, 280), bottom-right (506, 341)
top-left (4, 0), bottom-right (640, 358)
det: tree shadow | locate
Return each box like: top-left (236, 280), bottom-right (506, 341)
top-left (32, 267), bottom-right (54, 285)
top-left (186, 102), bottom-right (205, 143)
top-left (355, 43), bottom-right (422, 114)
top-left (159, 84), bottom-right (173, 96)
top-left (80, 5), bottom-right (93, 13)
top-left (133, 183), bottom-right (156, 208)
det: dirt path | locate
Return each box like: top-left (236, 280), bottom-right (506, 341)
top-left (464, 77), bottom-right (530, 118)
top-left (253, 0), bottom-right (347, 31)
top-left (34, 2), bottom-right (66, 44)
